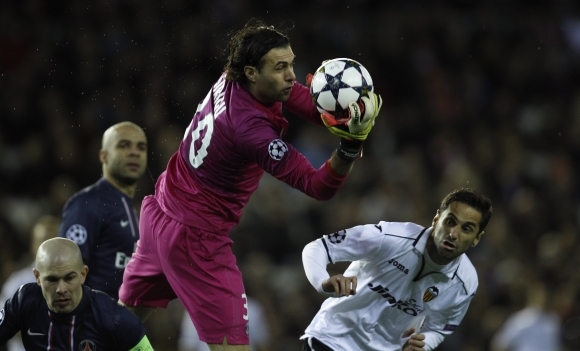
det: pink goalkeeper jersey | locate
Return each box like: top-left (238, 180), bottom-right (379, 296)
top-left (155, 73), bottom-right (347, 236)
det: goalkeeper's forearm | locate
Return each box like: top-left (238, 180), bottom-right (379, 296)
top-left (328, 138), bottom-right (363, 176)
top-left (329, 151), bottom-right (355, 176)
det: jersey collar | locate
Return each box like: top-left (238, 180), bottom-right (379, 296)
top-left (97, 177), bottom-right (132, 200)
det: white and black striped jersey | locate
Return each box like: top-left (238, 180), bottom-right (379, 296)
top-left (301, 221), bottom-right (478, 351)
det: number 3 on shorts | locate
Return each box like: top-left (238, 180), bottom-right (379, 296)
top-left (242, 293), bottom-right (249, 321)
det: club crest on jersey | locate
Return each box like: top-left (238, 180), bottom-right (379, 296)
top-left (79, 339), bottom-right (96, 351)
top-left (0, 308), bottom-right (4, 325)
top-left (327, 230), bottom-right (347, 244)
top-left (66, 224), bottom-right (88, 245)
top-left (423, 286), bottom-right (439, 302)
top-left (268, 139), bottom-right (288, 160)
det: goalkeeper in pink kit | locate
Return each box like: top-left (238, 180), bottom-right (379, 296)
top-left (119, 18), bottom-right (382, 351)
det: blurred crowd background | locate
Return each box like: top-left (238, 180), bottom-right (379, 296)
top-left (2, 0), bottom-right (580, 350)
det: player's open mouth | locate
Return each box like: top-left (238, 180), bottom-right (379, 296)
top-left (54, 299), bottom-right (70, 306)
top-left (442, 241), bottom-right (455, 250)
top-left (127, 163), bottom-right (140, 170)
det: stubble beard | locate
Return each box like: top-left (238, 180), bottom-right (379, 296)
top-left (111, 169), bottom-right (139, 187)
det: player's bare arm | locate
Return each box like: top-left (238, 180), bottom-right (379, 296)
top-left (328, 150), bottom-right (355, 176)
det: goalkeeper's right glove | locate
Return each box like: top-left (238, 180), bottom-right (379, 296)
top-left (321, 91), bottom-right (383, 141)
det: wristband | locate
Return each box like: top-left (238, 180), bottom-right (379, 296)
top-left (336, 138), bottom-right (363, 162)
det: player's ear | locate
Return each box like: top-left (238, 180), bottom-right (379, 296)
top-left (33, 268), bottom-right (41, 285)
top-left (244, 65), bottom-right (257, 83)
top-left (99, 149), bottom-right (107, 165)
top-left (80, 265), bottom-right (88, 284)
top-left (472, 231), bottom-right (484, 247)
top-left (432, 210), bottom-right (440, 227)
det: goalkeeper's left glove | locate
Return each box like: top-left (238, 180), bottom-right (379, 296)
top-left (321, 91), bottom-right (383, 141)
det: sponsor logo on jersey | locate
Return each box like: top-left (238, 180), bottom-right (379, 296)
top-left (327, 230), bottom-right (347, 244)
top-left (387, 258), bottom-right (409, 274)
top-left (268, 139), bottom-right (288, 160)
top-left (120, 219), bottom-right (129, 227)
top-left (423, 286), bottom-right (439, 302)
top-left (79, 339), bottom-right (96, 351)
top-left (369, 283), bottom-right (423, 316)
top-left (115, 252), bottom-right (132, 269)
top-left (66, 224), bottom-right (88, 245)
top-left (0, 308), bottom-right (4, 325)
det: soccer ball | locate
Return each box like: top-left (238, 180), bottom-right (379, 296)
top-left (310, 58), bottom-right (374, 118)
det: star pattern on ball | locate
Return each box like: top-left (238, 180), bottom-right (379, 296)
top-left (324, 70), bottom-right (354, 112)
top-left (310, 58), bottom-right (373, 116)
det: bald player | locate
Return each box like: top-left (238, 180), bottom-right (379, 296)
top-left (58, 121), bottom-right (148, 299)
top-left (0, 238), bottom-right (153, 350)
top-left (0, 215), bottom-right (60, 351)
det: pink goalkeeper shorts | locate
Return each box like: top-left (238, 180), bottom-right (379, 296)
top-left (119, 196), bottom-right (250, 345)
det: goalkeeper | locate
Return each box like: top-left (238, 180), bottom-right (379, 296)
top-left (119, 17), bottom-right (382, 351)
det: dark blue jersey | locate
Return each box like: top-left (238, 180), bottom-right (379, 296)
top-left (0, 283), bottom-right (146, 350)
top-left (58, 178), bottom-right (139, 300)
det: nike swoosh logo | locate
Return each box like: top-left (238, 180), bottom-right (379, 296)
top-left (28, 329), bottom-right (45, 336)
top-left (120, 220), bottom-right (129, 227)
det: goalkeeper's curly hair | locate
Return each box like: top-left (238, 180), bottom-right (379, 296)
top-left (224, 18), bottom-right (291, 85)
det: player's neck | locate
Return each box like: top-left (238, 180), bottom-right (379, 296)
top-left (103, 175), bottom-right (136, 198)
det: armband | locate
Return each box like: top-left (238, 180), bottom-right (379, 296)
top-left (129, 335), bottom-right (153, 351)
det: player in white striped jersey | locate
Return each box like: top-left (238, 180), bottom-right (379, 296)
top-left (301, 188), bottom-right (493, 351)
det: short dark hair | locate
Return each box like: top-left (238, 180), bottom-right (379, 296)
top-left (223, 18), bottom-right (290, 84)
top-left (439, 188), bottom-right (493, 233)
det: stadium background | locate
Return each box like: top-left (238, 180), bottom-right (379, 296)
top-left (2, 0), bottom-right (580, 350)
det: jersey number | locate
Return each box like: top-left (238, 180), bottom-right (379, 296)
top-left (242, 293), bottom-right (249, 321)
top-left (184, 90), bottom-right (215, 168)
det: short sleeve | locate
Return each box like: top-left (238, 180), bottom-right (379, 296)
top-left (323, 224), bottom-right (386, 263)
top-left (0, 288), bottom-right (23, 344)
top-left (58, 195), bottom-right (101, 265)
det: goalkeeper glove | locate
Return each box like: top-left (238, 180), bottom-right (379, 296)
top-left (321, 92), bottom-right (383, 141)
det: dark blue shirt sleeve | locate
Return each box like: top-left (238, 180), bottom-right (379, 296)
top-left (111, 304), bottom-right (147, 349)
top-left (58, 195), bottom-right (101, 266)
top-left (0, 288), bottom-right (22, 345)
